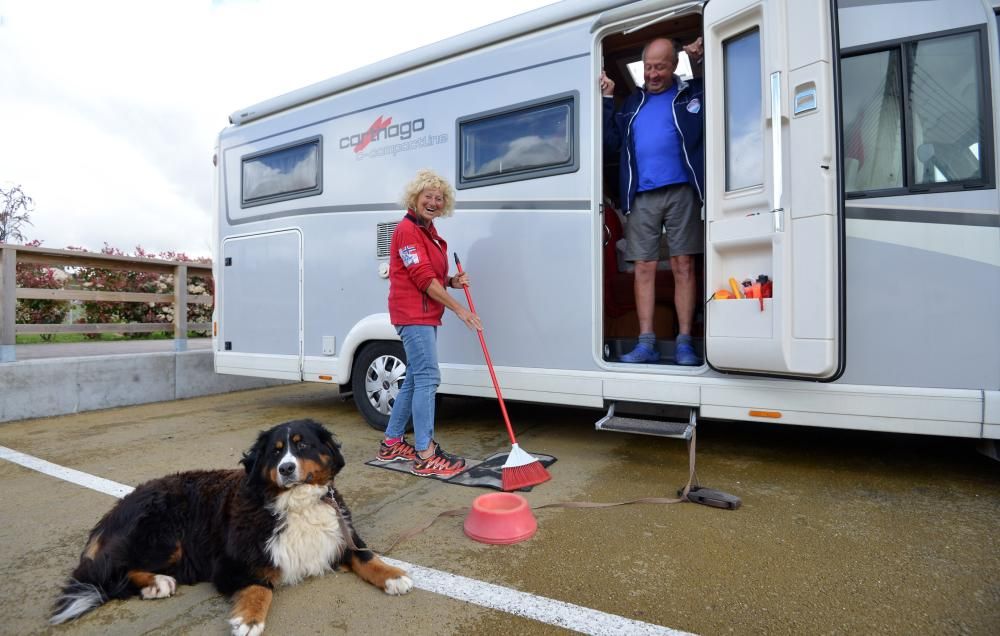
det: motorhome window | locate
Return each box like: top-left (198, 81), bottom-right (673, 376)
top-left (841, 28), bottom-right (991, 196)
top-left (908, 32), bottom-right (985, 186)
top-left (842, 51), bottom-right (904, 192)
top-left (241, 137), bottom-right (322, 207)
top-left (723, 29), bottom-right (763, 191)
top-left (458, 96), bottom-right (575, 188)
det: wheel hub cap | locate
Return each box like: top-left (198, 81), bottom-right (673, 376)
top-left (364, 354), bottom-right (406, 415)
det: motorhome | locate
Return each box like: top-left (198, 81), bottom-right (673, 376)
top-left (213, 0), bottom-right (1000, 447)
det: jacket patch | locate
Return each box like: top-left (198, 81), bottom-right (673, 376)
top-left (686, 98), bottom-right (701, 114)
top-left (400, 245), bottom-right (420, 267)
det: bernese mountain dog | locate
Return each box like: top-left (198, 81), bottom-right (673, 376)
top-left (50, 418), bottom-right (411, 634)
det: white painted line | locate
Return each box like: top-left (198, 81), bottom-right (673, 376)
top-left (384, 558), bottom-right (693, 636)
top-left (0, 446), bottom-right (134, 498)
top-left (1, 446), bottom-right (694, 636)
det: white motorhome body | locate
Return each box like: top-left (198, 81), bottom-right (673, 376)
top-left (214, 0), bottom-right (1000, 441)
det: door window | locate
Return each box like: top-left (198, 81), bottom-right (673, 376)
top-left (723, 28), bottom-right (764, 191)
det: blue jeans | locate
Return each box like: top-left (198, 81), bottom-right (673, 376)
top-left (385, 325), bottom-right (440, 452)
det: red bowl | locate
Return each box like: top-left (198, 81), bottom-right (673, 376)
top-left (464, 492), bottom-right (537, 545)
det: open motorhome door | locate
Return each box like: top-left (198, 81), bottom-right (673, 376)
top-left (703, 0), bottom-right (842, 379)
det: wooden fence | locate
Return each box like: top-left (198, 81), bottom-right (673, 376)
top-left (0, 244), bottom-right (213, 362)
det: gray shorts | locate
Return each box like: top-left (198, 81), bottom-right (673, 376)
top-left (625, 184), bottom-right (703, 261)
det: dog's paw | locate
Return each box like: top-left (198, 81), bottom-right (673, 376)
top-left (229, 616), bottom-right (265, 636)
top-left (384, 574), bottom-right (413, 596)
top-left (140, 574), bottom-right (177, 599)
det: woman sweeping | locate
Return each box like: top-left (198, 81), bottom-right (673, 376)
top-left (376, 169), bottom-right (483, 477)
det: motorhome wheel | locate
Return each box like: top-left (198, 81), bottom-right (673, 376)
top-left (351, 341), bottom-right (411, 432)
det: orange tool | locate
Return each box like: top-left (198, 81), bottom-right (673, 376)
top-left (728, 277), bottom-right (743, 299)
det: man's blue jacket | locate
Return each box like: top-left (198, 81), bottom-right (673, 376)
top-left (602, 75), bottom-right (705, 214)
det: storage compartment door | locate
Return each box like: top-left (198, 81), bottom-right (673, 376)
top-left (703, 0), bottom-right (842, 379)
top-left (219, 230), bottom-right (302, 378)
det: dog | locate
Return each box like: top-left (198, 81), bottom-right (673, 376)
top-left (51, 418), bottom-right (411, 634)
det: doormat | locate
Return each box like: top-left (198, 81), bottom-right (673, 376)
top-left (365, 451), bottom-right (557, 492)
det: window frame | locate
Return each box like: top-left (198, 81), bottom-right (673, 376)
top-left (455, 91), bottom-right (579, 190)
top-left (240, 135), bottom-right (324, 209)
top-left (840, 25), bottom-right (994, 199)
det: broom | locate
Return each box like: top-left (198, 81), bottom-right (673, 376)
top-left (453, 253), bottom-right (551, 491)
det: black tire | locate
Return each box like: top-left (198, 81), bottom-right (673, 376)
top-left (351, 341), bottom-right (411, 432)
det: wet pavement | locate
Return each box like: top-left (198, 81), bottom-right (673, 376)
top-left (0, 383), bottom-right (997, 635)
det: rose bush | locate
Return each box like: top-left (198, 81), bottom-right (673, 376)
top-left (15, 241), bottom-right (68, 341)
top-left (71, 245), bottom-right (213, 338)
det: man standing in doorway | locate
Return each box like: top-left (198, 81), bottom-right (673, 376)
top-left (602, 36), bottom-right (704, 365)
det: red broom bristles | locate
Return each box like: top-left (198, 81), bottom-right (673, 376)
top-left (502, 459), bottom-right (552, 492)
top-left (501, 442), bottom-right (551, 490)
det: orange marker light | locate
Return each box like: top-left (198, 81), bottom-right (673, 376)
top-left (318, 375), bottom-right (333, 381)
top-left (749, 410), bottom-right (782, 419)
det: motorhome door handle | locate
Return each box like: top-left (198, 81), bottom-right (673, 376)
top-left (794, 87), bottom-right (817, 115)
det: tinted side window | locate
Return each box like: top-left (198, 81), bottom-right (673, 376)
top-left (909, 32), bottom-right (985, 185)
top-left (842, 50), bottom-right (903, 192)
top-left (840, 28), bottom-right (992, 197)
top-left (242, 137), bottom-right (322, 207)
top-left (458, 95), bottom-right (577, 189)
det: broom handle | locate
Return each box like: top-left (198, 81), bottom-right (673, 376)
top-left (454, 253), bottom-right (518, 446)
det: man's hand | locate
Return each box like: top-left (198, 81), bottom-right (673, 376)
top-left (599, 71), bottom-right (615, 97)
top-left (683, 37), bottom-right (704, 64)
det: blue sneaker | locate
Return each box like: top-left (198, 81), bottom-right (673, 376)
top-left (675, 341), bottom-right (700, 366)
top-left (620, 343), bottom-right (660, 363)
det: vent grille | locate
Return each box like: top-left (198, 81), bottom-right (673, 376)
top-left (377, 222), bottom-right (397, 259)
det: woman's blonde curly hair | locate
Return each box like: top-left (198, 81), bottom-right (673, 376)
top-left (401, 169), bottom-right (455, 218)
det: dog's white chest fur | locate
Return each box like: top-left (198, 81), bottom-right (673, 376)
top-left (266, 485), bottom-right (345, 585)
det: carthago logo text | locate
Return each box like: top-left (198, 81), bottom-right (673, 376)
top-left (339, 115), bottom-right (425, 152)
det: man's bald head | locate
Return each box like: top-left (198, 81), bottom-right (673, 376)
top-left (642, 38), bottom-right (678, 94)
top-left (642, 38), bottom-right (677, 65)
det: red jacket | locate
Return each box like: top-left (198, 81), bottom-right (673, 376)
top-left (388, 212), bottom-right (449, 326)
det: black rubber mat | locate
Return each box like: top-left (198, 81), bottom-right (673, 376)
top-left (365, 450), bottom-right (556, 492)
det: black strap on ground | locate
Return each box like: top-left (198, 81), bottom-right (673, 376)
top-left (375, 428), bottom-right (741, 555)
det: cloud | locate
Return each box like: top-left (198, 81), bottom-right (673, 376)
top-left (0, 0), bottom-right (554, 258)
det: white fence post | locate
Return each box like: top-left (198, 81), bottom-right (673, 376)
top-left (0, 247), bottom-right (16, 362)
top-left (173, 264), bottom-right (188, 352)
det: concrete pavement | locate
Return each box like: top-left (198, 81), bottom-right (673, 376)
top-left (0, 383), bottom-right (997, 635)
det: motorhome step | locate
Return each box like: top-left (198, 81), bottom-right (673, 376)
top-left (595, 415), bottom-right (693, 439)
top-left (595, 403), bottom-right (695, 439)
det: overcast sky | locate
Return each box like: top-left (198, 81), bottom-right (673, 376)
top-left (0, 0), bottom-right (555, 259)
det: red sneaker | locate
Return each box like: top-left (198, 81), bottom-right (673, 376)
top-left (411, 443), bottom-right (466, 478)
top-left (377, 438), bottom-right (417, 462)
